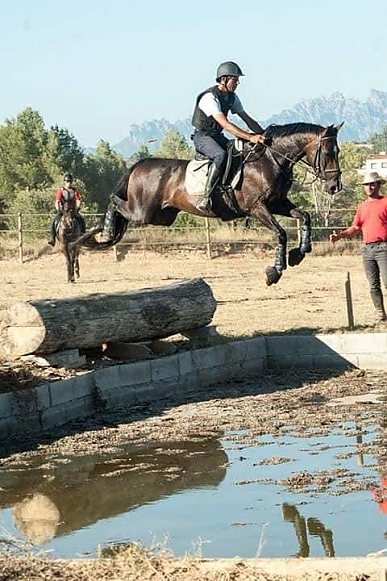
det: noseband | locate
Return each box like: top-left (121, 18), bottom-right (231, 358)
top-left (312, 134), bottom-right (341, 181)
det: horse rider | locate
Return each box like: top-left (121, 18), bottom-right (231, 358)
top-left (48, 173), bottom-right (86, 246)
top-left (191, 61), bottom-right (266, 212)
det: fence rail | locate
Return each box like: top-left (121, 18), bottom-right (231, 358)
top-left (0, 210), bottom-right (359, 264)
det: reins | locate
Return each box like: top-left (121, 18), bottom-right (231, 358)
top-left (244, 133), bottom-right (340, 183)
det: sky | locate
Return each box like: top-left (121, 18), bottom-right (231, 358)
top-left (2, 0), bottom-right (387, 148)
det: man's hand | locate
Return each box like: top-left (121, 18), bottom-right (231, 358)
top-left (329, 230), bottom-right (341, 244)
top-left (249, 134), bottom-right (266, 145)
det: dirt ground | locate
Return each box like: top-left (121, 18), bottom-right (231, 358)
top-left (1, 248), bottom-right (387, 579)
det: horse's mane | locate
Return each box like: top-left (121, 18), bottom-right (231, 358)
top-left (265, 122), bottom-right (324, 138)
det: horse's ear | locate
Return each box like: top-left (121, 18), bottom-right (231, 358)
top-left (334, 121), bottom-right (344, 132)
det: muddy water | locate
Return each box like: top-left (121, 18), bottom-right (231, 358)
top-left (0, 420), bottom-right (385, 559)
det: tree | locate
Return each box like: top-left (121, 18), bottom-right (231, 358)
top-left (154, 129), bottom-right (193, 159)
top-left (82, 140), bottom-right (127, 211)
top-left (369, 126), bottom-right (387, 153)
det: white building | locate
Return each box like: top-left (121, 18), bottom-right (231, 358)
top-left (358, 152), bottom-right (387, 177)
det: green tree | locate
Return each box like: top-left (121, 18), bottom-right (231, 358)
top-left (154, 129), bottom-right (193, 159)
top-left (82, 140), bottom-right (127, 211)
top-left (369, 126), bottom-right (387, 153)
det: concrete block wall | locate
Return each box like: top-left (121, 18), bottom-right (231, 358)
top-left (0, 333), bottom-right (385, 438)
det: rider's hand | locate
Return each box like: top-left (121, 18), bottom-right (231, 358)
top-left (250, 134), bottom-right (266, 145)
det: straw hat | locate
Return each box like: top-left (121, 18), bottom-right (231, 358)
top-left (361, 171), bottom-right (387, 185)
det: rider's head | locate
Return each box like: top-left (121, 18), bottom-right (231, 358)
top-left (63, 172), bottom-right (73, 185)
top-left (216, 61), bottom-right (244, 92)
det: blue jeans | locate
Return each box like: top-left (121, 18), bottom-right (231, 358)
top-left (361, 241), bottom-right (387, 312)
top-left (192, 131), bottom-right (229, 171)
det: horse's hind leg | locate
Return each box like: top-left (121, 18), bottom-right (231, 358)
top-left (287, 208), bottom-right (311, 267)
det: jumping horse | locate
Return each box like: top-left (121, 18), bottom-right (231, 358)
top-left (75, 122), bottom-right (343, 286)
top-left (56, 197), bottom-right (82, 283)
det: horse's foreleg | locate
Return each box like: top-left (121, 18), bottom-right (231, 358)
top-left (75, 253), bottom-right (80, 279)
top-left (250, 204), bottom-right (287, 286)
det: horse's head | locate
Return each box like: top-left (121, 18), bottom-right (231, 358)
top-left (62, 197), bottom-right (78, 217)
top-left (305, 122), bottom-right (344, 194)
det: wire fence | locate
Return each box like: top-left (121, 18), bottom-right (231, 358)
top-left (0, 209), bottom-right (360, 264)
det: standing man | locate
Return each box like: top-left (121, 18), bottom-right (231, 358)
top-left (48, 173), bottom-right (86, 246)
top-left (329, 171), bottom-right (387, 321)
top-left (191, 61), bottom-right (266, 212)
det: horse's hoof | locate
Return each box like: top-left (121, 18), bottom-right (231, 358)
top-left (288, 248), bottom-right (305, 267)
top-left (265, 266), bottom-right (282, 286)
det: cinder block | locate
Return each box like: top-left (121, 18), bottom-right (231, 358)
top-left (35, 383), bottom-right (51, 411)
top-left (357, 353), bottom-right (387, 369)
top-left (64, 396), bottom-right (95, 423)
top-left (267, 355), bottom-right (314, 370)
top-left (191, 345), bottom-right (228, 369)
top-left (244, 337), bottom-right (267, 360)
top-left (151, 355), bottom-right (179, 382)
top-left (94, 366), bottom-right (121, 392)
top-left (40, 404), bottom-right (68, 431)
top-left (49, 374), bottom-right (94, 407)
top-left (178, 351), bottom-right (194, 375)
top-left (241, 357), bottom-right (267, 374)
top-left (0, 392), bottom-right (13, 420)
top-left (313, 354), bottom-right (356, 369)
top-left (223, 340), bottom-right (248, 364)
top-left (117, 361), bottom-right (152, 386)
top-left (12, 389), bottom-right (37, 416)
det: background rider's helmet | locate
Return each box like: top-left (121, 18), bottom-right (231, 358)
top-left (216, 61), bottom-right (244, 81)
top-left (63, 172), bottom-right (73, 182)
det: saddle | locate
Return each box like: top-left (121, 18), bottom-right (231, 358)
top-left (185, 140), bottom-right (245, 215)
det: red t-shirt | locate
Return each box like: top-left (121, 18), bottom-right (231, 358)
top-left (353, 196), bottom-right (387, 244)
top-left (55, 187), bottom-right (81, 203)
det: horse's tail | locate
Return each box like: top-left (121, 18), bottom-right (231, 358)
top-left (72, 163), bottom-right (141, 250)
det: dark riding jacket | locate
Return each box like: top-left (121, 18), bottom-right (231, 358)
top-left (192, 85), bottom-right (236, 137)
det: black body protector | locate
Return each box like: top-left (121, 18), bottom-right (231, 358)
top-left (191, 85), bottom-right (236, 136)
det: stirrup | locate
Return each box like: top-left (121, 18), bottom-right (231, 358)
top-left (197, 196), bottom-right (212, 212)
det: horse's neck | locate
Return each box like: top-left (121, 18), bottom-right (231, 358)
top-left (273, 132), bottom-right (317, 162)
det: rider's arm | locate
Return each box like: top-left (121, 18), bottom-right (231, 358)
top-left (238, 111), bottom-right (265, 135)
top-left (74, 190), bottom-right (81, 209)
top-left (55, 189), bottom-right (63, 211)
top-left (212, 111), bottom-right (265, 144)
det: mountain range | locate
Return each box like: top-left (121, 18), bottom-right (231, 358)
top-left (111, 89), bottom-right (387, 158)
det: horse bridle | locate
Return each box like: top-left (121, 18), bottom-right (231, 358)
top-left (245, 132), bottom-right (341, 182)
top-left (310, 134), bottom-right (341, 181)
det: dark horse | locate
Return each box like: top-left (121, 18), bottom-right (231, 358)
top-left (75, 122), bottom-right (343, 286)
top-left (57, 197), bottom-right (82, 283)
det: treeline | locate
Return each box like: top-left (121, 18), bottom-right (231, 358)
top-left (0, 106), bottom-right (385, 233)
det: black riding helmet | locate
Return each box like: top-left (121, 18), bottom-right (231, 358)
top-left (63, 172), bottom-right (73, 182)
top-left (216, 61), bottom-right (244, 81)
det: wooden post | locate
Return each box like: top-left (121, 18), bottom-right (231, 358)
top-left (205, 218), bottom-right (212, 259)
top-left (113, 244), bottom-right (118, 261)
top-left (17, 212), bottom-right (23, 264)
top-left (345, 271), bottom-right (354, 329)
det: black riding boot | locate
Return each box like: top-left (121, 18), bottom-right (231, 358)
top-left (48, 217), bottom-right (57, 246)
top-left (197, 164), bottom-right (221, 212)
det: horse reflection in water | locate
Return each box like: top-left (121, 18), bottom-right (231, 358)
top-left (75, 122), bottom-right (343, 286)
top-left (57, 197), bottom-right (82, 283)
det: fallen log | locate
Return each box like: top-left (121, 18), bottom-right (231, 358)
top-left (0, 278), bottom-right (217, 357)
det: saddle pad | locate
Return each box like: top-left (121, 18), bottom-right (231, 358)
top-left (185, 159), bottom-right (210, 196)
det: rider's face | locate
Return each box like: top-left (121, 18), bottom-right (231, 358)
top-left (226, 76), bottom-right (240, 92)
